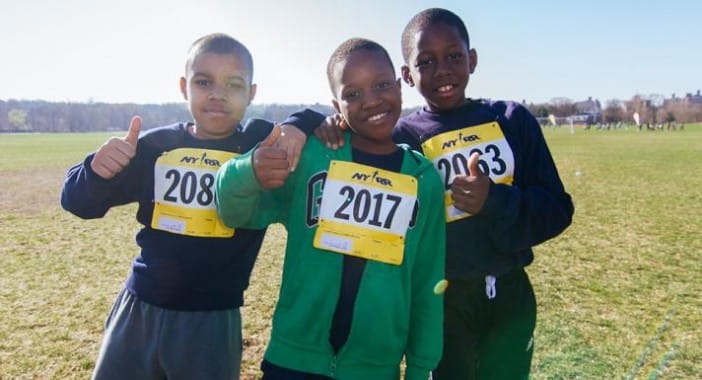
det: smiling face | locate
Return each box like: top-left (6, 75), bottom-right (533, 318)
top-left (180, 52), bottom-right (256, 139)
top-left (330, 48), bottom-right (401, 154)
top-left (402, 23), bottom-right (477, 112)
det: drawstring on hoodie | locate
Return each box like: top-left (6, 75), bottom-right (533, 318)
top-left (485, 275), bottom-right (496, 299)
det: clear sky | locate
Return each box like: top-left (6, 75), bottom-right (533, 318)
top-left (1, 0), bottom-right (700, 108)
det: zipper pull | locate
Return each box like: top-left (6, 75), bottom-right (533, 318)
top-left (485, 275), bottom-right (496, 300)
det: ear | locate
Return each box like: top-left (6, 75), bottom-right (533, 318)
top-left (179, 77), bottom-right (188, 100)
top-left (468, 48), bottom-right (478, 74)
top-left (332, 98), bottom-right (341, 114)
top-left (401, 65), bottom-right (414, 87)
top-left (396, 78), bottom-right (403, 107)
top-left (248, 83), bottom-right (257, 105)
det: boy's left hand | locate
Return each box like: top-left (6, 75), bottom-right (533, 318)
top-left (254, 125), bottom-right (290, 189)
top-left (450, 152), bottom-right (490, 214)
top-left (314, 114), bottom-right (347, 150)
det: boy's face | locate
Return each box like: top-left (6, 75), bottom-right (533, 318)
top-left (402, 23), bottom-right (477, 112)
top-left (331, 49), bottom-right (401, 154)
top-left (180, 52), bottom-right (256, 139)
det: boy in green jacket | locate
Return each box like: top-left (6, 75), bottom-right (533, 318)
top-left (216, 38), bottom-right (446, 379)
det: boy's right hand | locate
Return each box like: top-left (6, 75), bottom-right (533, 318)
top-left (90, 116), bottom-right (141, 179)
top-left (314, 114), bottom-right (347, 150)
top-left (254, 124), bottom-right (290, 189)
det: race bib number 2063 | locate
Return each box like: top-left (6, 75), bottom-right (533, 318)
top-left (422, 122), bottom-right (515, 222)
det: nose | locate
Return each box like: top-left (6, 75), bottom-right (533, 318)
top-left (434, 58), bottom-right (451, 77)
top-left (362, 91), bottom-right (383, 109)
top-left (208, 85), bottom-right (228, 100)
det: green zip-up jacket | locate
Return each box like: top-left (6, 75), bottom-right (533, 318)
top-left (216, 133), bottom-right (446, 380)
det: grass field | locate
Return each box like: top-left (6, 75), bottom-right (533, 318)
top-left (1, 125), bottom-right (701, 379)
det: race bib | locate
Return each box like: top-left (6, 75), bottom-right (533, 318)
top-left (422, 122), bottom-right (514, 222)
top-left (151, 148), bottom-right (236, 237)
top-left (313, 161), bottom-right (417, 265)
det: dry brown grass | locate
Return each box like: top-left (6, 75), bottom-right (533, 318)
top-left (2, 128), bottom-right (702, 379)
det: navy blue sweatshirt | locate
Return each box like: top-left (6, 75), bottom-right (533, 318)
top-left (61, 121), bottom-right (272, 310)
top-left (394, 99), bottom-right (573, 279)
top-left (286, 99), bottom-right (573, 279)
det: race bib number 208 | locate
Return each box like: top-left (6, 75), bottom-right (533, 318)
top-left (151, 148), bottom-right (236, 237)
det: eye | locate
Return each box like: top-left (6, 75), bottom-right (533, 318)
top-left (195, 79), bottom-right (210, 87)
top-left (448, 52), bottom-right (465, 61)
top-left (375, 80), bottom-right (393, 90)
top-left (416, 58), bottom-right (433, 68)
top-left (342, 90), bottom-right (360, 101)
top-left (228, 81), bottom-right (245, 90)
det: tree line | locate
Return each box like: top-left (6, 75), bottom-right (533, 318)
top-left (2, 93), bottom-right (701, 133)
top-left (527, 92), bottom-right (702, 126)
top-left (0, 100), bottom-right (334, 133)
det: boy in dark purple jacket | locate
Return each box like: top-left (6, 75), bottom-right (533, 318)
top-left (286, 8), bottom-right (574, 379)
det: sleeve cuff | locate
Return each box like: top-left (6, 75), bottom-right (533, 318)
top-left (480, 181), bottom-right (518, 220)
top-left (281, 108), bottom-right (327, 136)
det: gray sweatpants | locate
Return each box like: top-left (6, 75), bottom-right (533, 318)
top-left (91, 288), bottom-right (242, 380)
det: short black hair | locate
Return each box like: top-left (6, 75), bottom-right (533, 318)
top-left (326, 38), bottom-right (394, 94)
top-left (184, 33), bottom-right (254, 83)
top-left (401, 8), bottom-right (470, 63)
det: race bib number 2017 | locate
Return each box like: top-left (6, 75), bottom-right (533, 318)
top-left (422, 122), bottom-right (515, 223)
top-left (313, 161), bottom-right (417, 265)
top-left (151, 148), bottom-right (236, 237)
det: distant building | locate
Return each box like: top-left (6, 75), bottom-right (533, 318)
top-left (683, 90), bottom-right (702, 106)
top-left (573, 96), bottom-right (601, 124)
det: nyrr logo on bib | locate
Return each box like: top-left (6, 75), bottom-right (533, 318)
top-left (422, 122), bottom-right (515, 223)
top-left (350, 169), bottom-right (394, 187)
top-left (178, 151), bottom-right (224, 167)
top-left (313, 160), bottom-right (418, 266)
top-left (151, 148), bottom-right (237, 238)
top-left (439, 131), bottom-right (481, 149)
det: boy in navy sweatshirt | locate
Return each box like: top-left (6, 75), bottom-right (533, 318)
top-left (61, 33), bottom-right (305, 380)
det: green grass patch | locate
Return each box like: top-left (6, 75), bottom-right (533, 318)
top-left (1, 125), bottom-right (700, 379)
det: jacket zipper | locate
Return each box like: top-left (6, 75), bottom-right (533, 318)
top-left (330, 355), bottom-right (337, 378)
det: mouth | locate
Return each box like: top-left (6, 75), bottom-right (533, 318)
top-left (367, 112), bottom-right (389, 123)
top-left (203, 107), bottom-right (229, 116)
top-left (436, 84), bottom-right (456, 96)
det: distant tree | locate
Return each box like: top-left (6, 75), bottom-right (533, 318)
top-left (8, 108), bottom-right (28, 131)
top-left (626, 95), bottom-right (650, 125)
top-left (549, 97), bottom-right (576, 117)
top-left (0, 101), bottom-right (9, 131)
top-left (647, 94), bottom-right (665, 125)
top-left (664, 111), bottom-right (675, 123)
top-left (602, 100), bottom-right (624, 123)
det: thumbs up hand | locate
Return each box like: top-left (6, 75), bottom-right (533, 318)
top-left (277, 124), bottom-right (307, 172)
top-left (450, 152), bottom-right (490, 214)
top-left (90, 116), bottom-right (141, 179)
top-left (253, 124), bottom-right (291, 189)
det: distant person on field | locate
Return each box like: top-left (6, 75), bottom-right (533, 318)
top-left (286, 8), bottom-right (574, 379)
top-left (61, 33), bottom-right (305, 380)
top-left (215, 38), bottom-right (446, 380)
